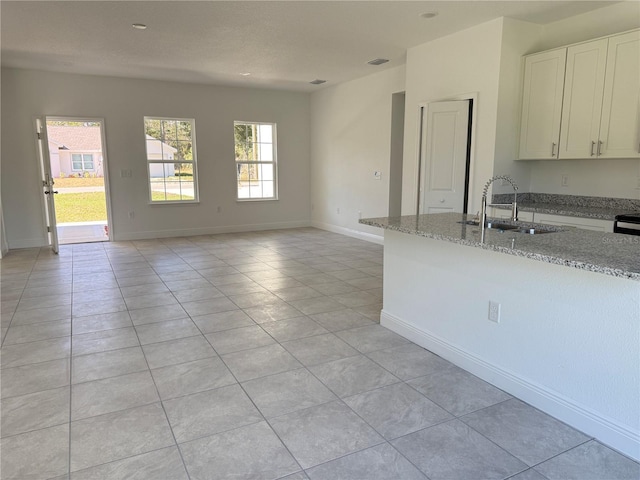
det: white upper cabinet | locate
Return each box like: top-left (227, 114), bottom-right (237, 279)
top-left (558, 39), bottom-right (608, 159)
top-left (518, 49), bottom-right (567, 160)
top-left (519, 29), bottom-right (640, 160)
top-left (599, 30), bottom-right (640, 158)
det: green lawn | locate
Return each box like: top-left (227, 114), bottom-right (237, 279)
top-left (55, 192), bottom-right (107, 223)
top-left (55, 191), bottom-right (185, 223)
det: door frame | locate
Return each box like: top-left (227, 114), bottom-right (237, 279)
top-left (34, 117), bottom-right (59, 252)
top-left (35, 116), bottom-right (114, 246)
top-left (414, 92), bottom-right (478, 216)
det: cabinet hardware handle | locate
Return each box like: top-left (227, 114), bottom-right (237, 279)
top-left (590, 141), bottom-right (596, 156)
top-left (551, 142), bottom-right (557, 157)
top-left (597, 140), bottom-right (603, 156)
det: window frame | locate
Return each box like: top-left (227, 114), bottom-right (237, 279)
top-left (71, 153), bottom-right (95, 171)
top-left (143, 116), bottom-right (199, 204)
top-left (234, 121), bottom-right (278, 202)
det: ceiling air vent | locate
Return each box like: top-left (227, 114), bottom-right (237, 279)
top-left (310, 79), bottom-right (327, 85)
top-left (367, 58), bottom-right (389, 66)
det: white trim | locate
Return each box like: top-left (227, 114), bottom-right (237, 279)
top-left (311, 221), bottom-right (384, 245)
top-left (381, 309), bottom-right (640, 461)
top-left (115, 220), bottom-right (311, 241)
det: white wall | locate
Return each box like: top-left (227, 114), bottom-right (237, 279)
top-left (382, 230), bottom-right (640, 460)
top-left (309, 66), bottom-right (405, 242)
top-left (492, 18), bottom-right (543, 196)
top-left (529, 158), bottom-right (640, 199)
top-left (524, 2), bottom-right (640, 198)
top-left (1, 69), bottom-right (311, 247)
top-left (401, 18), bottom-right (504, 215)
top-left (537, 1), bottom-right (640, 52)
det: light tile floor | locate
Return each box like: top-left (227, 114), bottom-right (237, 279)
top-left (1, 228), bottom-right (638, 480)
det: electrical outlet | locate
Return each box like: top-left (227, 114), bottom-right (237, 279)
top-left (336, 207), bottom-right (340, 214)
top-left (373, 171), bottom-right (381, 180)
top-left (216, 206), bottom-right (221, 213)
top-left (128, 211), bottom-right (134, 219)
top-left (488, 301), bottom-right (501, 323)
top-left (358, 210), bottom-right (362, 219)
top-left (561, 175), bottom-right (569, 187)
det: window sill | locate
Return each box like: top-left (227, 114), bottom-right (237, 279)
top-left (148, 200), bottom-right (200, 206)
top-left (236, 198), bottom-right (279, 203)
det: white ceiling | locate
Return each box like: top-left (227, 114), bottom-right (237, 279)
top-left (1, 1), bottom-right (618, 92)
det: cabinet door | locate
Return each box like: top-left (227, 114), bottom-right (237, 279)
top-left (519, 49), bottom-right (566, 160)
top-left (558, 39), bottom-right (608, 159)
top-left (599, 30), bottom-right (640, 158)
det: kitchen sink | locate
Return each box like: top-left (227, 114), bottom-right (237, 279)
top-left (458, 220), bottom-right (559, 234)
top-left (517, 227), bottom-right (555, 235)
top-left (486, 222), bottom-right (519, 231)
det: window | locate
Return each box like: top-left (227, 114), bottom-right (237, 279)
top-left (144, 117), bottom-right (198, 203)
top-left (234, 122), bottom-right (277, 200)
top-left (71, 153), bottom-right (94, 171)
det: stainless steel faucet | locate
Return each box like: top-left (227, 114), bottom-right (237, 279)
top-left (480, 175), bottom-right (518, 228)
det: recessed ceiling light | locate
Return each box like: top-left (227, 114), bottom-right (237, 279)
top-left (420, 12), bottom-right (438, 19)
top-left (367, 58), bottom-right (389, 66)
top-left (132, 23), bottom-right (147, 30)
top-left (240, 72), bottom-right (251, 76)
top-left (310, 79), bottom-right (327, 85)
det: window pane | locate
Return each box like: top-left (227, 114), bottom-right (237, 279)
top-left (259, 164), bottom-right (274, 181)
top-left (257, 143), bottom-right (273, 161)
top-left (175, 162), bottom-right (195, 200)
top-left (262, 181), bottom-right (274, 198)
top-left (257, 124), bottom-right (273, 143)
top-left (177, 121), bottom-right (192, 140)
top-left (149, 168), bottom-right (168, 201)
top-left (237, 163), bottom-right (250, 198)
top-left (146, 139), bottom-right (163, 160)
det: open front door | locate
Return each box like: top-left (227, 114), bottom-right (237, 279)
top-left (420, 100), bottom-right (470, 214)
top-left (36, 117), bottom-right (59, 253)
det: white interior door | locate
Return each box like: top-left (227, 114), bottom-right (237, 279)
top-left (36, 117), bottom-right (59, 253)
top-left (420, 100), bottom-right (470, 214)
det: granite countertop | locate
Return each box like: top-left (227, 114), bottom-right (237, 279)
top-left (360, 213), bottom-right (640, 281)
top-left (495, 202), bottom-right (628, 220)
top-left (491, 193), bottom-right (640, 221)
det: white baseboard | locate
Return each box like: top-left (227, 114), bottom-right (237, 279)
top-left (381, 309), bottom-right (640, 462)
top-left (115, 220), bottom-right (311, 241)
top-left (311, 221), bottom-right (384, 245)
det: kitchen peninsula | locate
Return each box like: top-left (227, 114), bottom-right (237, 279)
top-left (361, 212), bottom-right (639, 461)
